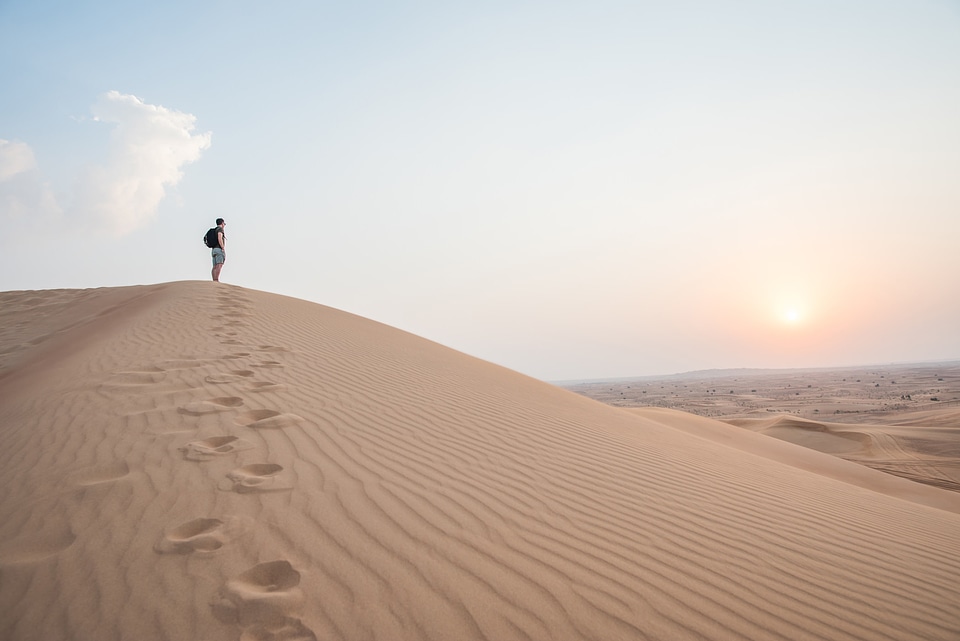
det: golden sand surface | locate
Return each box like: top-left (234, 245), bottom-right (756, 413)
top-left (565, 364), bottom-right (960, 493)
top-left (1, 282), bottom-right (959, 641)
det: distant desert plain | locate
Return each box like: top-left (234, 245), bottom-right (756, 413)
top-left (1, 282), bottom-right (958, 641)
top-left (563, 363), bottom-right (960, 494)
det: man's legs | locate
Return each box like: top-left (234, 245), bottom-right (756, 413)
top-left (212, 250), bottom-right (225, 281)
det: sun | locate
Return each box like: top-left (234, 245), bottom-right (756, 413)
top-left (778, 303), bottom-right (813, 328)
top-left (769, 290), bottom-right (813, 329)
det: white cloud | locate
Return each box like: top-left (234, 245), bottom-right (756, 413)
top-left (0, 139), bottom-right (60, 225)
top-left (0, 139), bottom-right (37, 180)
top-left (1, 93), bottom-right (211, 240)
top-left (72, 91), bottom-right (212, 234)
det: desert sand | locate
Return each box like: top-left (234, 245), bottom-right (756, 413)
top-left (1, 282), bottom-right (959, 641)
top-left (565, 365), bottom-right (960, 495)
top-left (562, 364), bottom-right (960, 421)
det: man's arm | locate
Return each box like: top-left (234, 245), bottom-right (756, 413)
top-left (218, 231), bottom-right (225, 250)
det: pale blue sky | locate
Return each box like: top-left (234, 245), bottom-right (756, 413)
top-left (2, 0), bottom-right (958, 380)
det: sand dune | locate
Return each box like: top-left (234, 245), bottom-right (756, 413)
top-left (1, 282), bottom-right (959, 641)
top-left (631, 408), bottom-right (960, 513)
top-left (725, 414), bottom-right (960, 494)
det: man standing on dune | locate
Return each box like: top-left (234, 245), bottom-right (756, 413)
top-left (211, 218), bottom-right (226, 282)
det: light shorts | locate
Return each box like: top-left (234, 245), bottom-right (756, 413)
top-left (211, 248), bottom-right (226, 266)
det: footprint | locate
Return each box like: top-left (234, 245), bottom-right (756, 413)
top-left (0, 527), bottom-right (76, 565)
top-left (156, 518), bottom-right (224, 553)
top-left (221, 339), bottom-right (243, 345)
top-left (179, 397), bottom-right (245, 416)
top-left (154, 516), bottom-right (248, 554)
top-left (247, 381), bottom-right (286, 393)
top-left (256, 346), bottom-right (290, 353)
top-left (222, 464), bottom-right (290, 493)
top-left (70, 461), bottom-right (130, 487)
top-left (180, 435), bottom-right (253, 461)
top-left (205, 370), bottom-right (256, 384)
top-left (224, 352), bottom-right (252, 360)
top-left (235, 410), bottom-right (304, 430)
top-left (212, 561), bottom-right (308, 629)
top-left (238, 618), bottom-right (318, 641)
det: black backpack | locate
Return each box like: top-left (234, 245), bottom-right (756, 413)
top-left (203, 227), bottom-right (219, 248)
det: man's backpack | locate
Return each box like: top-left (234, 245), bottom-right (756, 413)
top-left (204, 227), bottom-right (219, 248)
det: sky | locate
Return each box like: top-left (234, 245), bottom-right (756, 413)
top-left (1, 0), bottom-right (959, 381)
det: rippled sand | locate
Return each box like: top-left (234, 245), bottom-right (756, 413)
top-left (1, 282), bottom-right (958, 640)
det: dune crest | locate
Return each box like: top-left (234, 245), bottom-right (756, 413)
top-left (1, 281), bottom-right (958, 641)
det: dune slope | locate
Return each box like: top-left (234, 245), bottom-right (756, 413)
top-left (0, 282), bottom-right (958, 641)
